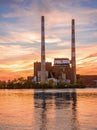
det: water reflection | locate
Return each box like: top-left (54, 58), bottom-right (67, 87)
top-left (34, 89), bottom-right (79, 130)
top-left (40, 90), bottom-right (47, 130)
top-left (1, 89), bottom-right (97, 130)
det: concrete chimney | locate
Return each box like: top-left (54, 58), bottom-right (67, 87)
top-left (71, 19), bottom-right (76, 84)
top-left (41, 16), bottom-right (46, 83)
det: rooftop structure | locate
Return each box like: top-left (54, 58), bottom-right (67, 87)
top-left (54, 58), bottom-right (70, 66)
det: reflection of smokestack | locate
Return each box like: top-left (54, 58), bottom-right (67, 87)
top-left (71, 19), bottom-right (76, 84)
top-left (41, 16), bottom-right (46, 83)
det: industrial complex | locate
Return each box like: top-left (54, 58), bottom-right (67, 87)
top-left (33, 16), bottom-right (76, 84)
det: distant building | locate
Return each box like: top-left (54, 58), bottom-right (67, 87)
top-left (27, 76), bottom-right (34, 81)
top-left (80, 75), bottom-right (97, 87)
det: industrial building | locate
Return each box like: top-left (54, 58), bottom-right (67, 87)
top-left (34, 62), bottom-right (52, 82)
top-left (34, 16), bottom-right (76, 84)
top-left (52, 58), bottom-right (72, 83)
top-left (34, 58), bottom-right (73, 83)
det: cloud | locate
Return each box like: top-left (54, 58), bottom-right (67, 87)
top-left (0, 45), bottom-right (37, 60)
top-left (83, 53), bottom-right (97, 59)
top-left (57, 41), bottom-right (70, 47)
top-left (0, 51), bottom-right (39, 81)
top-left (0, 69), bottom-right (32, 81)
top-left (76, 51), bottom-right (97, 75)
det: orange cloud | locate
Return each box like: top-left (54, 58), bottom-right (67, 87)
top-left (0, 69), bottom-right (33, 81)
top-left (77, 51), bottom-right (97, 75)
top-left (0, 52), bottom-right (40, 81)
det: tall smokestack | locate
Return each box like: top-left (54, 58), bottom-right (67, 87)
top-left (41, 16), bottom-right (46, 83)
top-left (71, 19), bottom-right (76, 84)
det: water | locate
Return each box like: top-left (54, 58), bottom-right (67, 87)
top-left (0, 88), bottom-right (97, 130)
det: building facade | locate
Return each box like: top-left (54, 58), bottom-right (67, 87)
top-left (34, 62), bottom-right (52, 81)
top-left (34, 58), bottom-right (73, 83)
top-left (52, 58), bottom-right (72, 83)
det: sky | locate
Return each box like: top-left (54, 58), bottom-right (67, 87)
top-left (0, 0), bottom-right (97, 81)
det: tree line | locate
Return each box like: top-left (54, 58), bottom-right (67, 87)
top-left (0, 77), bottom-right (86, 89)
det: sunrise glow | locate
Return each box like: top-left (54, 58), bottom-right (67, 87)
top-left (0, 0), bottom-right (97, 80)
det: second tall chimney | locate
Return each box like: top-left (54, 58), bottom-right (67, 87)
top-left (71, 19), bottom-right (76, 84)
top-left (41, 16), bottom-right (46, 83)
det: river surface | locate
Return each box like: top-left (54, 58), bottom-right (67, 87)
top-left (0, 88), bottom-right (97, 130)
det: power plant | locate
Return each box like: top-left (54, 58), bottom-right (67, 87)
top-left (34, 16), bottom-right (76, 84)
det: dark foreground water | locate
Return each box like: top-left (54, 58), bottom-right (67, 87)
top-left (0, 89), bottom-right (97, 130)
